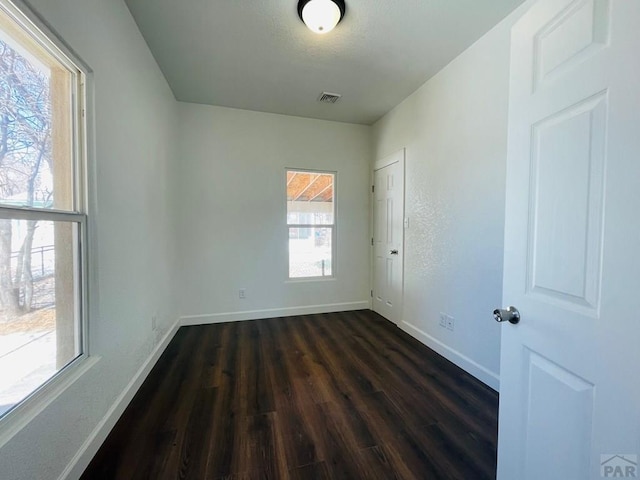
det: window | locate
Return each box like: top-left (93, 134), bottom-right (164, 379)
top-left (0, 1), bottom-right (86, 419)
top-left (286, 169), bottom-right (335, 279)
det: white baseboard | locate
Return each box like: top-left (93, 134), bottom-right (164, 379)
top-left (58, 317), bottom-right (181, 480)
top-left (400, 320), bottom-right (500, 391)
top-left (180, 301), bottom-right (370, 326)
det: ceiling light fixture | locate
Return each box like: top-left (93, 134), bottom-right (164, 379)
top-left (298, 0), bottom-right (346, 35)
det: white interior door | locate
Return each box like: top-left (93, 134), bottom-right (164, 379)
top-left (372, 149), bottom-right (404, 324)
top-left (497, 1), bottom-right (640, 479)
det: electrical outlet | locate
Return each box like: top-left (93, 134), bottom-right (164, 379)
top-left (446, 315), bottom-right (455, 331)
top-left (151, 314), bottom-right (157, 331)
top-left (439, 313), bottom-right (447, 328)
top-left (239, 288), bottom-right (246, 299)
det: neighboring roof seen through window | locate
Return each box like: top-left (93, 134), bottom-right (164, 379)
top-left (287, 171), bottom-right (333, 203)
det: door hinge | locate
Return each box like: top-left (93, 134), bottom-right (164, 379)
top-left (371, 237), bottom-right (374, 246)
top-left (370, 290), bottom-right (373, 298)
top-left (372, 185), bottom-right (375, 193)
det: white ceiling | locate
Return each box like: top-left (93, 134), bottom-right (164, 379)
top-left (125, 0), bottom-right (525, 125)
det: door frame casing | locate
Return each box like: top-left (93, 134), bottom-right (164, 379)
top-left (370, 148), bottom-right (406, 324)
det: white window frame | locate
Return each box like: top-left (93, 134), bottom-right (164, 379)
top-left (0, 0), bottom-right (93, 444)
top-left (286, 168), bottom-right (337, 281)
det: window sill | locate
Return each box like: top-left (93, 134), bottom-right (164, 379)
top-left (0, 354), bottom-right (101, 449)
top-left (285, 276), bottom-right (337, 284)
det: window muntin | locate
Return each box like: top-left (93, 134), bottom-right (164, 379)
top-left (0, 1), bottom-right (86, 420)
top-left (287, 170), bottom-right (335, 279)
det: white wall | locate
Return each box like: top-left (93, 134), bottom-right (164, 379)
top-left (0, 0), bottom-right (530, 476)
top-left (175, 103), bottom-right (371, 323)
top-left (0, 0), bottom-right (178, 479)
top-left (372, 5), bottom-right (529, 390)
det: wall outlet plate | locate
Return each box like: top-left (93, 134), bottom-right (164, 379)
top-left (239, 288), bottom-right (246, 299)
top-left (439, 313), bottom-right (447, 327)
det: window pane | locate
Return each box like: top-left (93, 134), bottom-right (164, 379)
top-left (0, 9), bottom-right (74, 211)
top-left (0, 219), bottom-right (80, 417)
top-left (287, 171), bottom-right (334, 225)
top-left (289, 227), bottom-right (332, 278)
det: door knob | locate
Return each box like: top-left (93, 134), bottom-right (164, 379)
top-left (493, 306), bottom-right (520, 325)
top-left (390, 250), bottom-right (399, 255)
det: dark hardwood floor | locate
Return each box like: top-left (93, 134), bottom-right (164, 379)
top-left (81, 310), bottom-right (499, 480)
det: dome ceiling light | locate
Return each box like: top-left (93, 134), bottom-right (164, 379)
top-left (297, 0), bottom-right (346, 35)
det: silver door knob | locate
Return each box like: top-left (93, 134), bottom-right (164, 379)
top-left (390, 250), bottom-right (399, 255)
top-left (493, 306), bottom-right (520, 325)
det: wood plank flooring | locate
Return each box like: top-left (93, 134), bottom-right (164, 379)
top-left (81, 310), bottom-right (499, 480)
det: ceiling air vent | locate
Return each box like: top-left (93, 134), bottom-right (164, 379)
top-left (318, 92), bottom-right (342, 104)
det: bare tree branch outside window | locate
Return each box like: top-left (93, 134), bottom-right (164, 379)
top-left (0, 38), bottom-right (52, 314)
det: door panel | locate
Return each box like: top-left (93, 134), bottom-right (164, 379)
top-left (533, 0), bottom-right (610, 88)
top-left (522, 349), bottom-right (595, 480)
top-left (386, 197), bottom-right (394, 244)
top-left (528, 91), bottom-right (606, 312)
top-left (498, 1), bottom-right (640, 479)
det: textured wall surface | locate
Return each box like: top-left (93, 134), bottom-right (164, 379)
top-left (372, 3), bottom-right (531, 388)
top-left (0, 1), bottom-right (535, 478)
